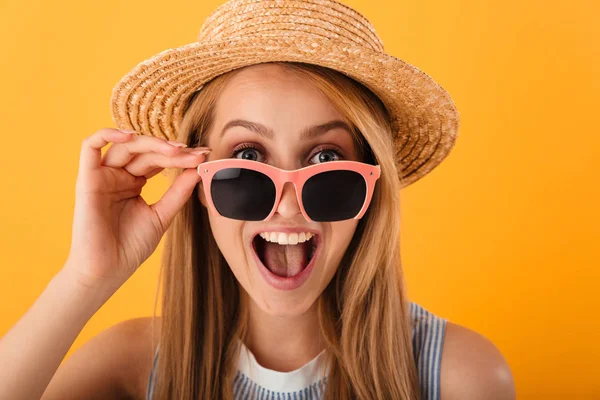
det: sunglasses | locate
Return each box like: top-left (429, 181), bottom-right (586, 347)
top-left (195, 159), bottom-right (381, 222)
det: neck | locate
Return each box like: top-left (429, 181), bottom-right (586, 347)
top-left (243, 296), bottom-right (325, 372)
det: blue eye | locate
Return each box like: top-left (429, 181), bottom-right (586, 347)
top-left (232, 144), bottom-right (342, 164)
top-left (309, 149), bottom-right (341, 164)
top-left (232, 145), bottom-right (265, 162)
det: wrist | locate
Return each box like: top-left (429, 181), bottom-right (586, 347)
top-left (62, 256), bottom-right (125, 291)
top-left (53, 263), bottom-right (120, 315)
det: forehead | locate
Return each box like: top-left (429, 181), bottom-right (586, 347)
top-left (212, 63), bottom-right (345, 125)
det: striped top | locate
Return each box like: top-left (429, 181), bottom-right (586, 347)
top-left (147, 301), bottom-right (447, 400)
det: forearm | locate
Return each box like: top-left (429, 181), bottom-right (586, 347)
top-left (0, 264), bottom-right (117, 400)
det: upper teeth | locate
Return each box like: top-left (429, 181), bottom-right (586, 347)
top-left (258, 232), bottom-right (314, 245)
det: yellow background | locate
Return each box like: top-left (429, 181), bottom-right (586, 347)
top-left (1, 0), bottom-right (598, 398)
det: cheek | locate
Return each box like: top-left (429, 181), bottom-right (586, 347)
top-left (335, 220), bottom-right (359, 244)
top-left (325, 221), bottom-right (359, 271)
top-left (206, 212), bottom-right (247, 270)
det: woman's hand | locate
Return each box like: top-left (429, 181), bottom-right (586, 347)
top-left (64, 127), bottom-right (210, 291)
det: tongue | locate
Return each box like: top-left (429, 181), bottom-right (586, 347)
top-left (263, 241), bottom-right (309, 277)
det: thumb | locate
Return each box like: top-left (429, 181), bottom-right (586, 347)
top-left (150, 168), bottom-right (202, 231)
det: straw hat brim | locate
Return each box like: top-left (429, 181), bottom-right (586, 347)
top-left (111, 34), bottom-right (459, 188)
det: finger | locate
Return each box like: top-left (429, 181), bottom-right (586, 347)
top-left (124, 151), bottom-right (210, 177)
top-left (75, 163), bottom-right (147, 197)
top-left (79, 128), bottom-right (136, 172)
top-left (115, 175), bottom-right (147, 199)
top-left (143, 167), bottom-right (163, 179)
top-left (101, 135), bottom-right (191, 168)
top-left (149, 168), bottom-right (202, 232)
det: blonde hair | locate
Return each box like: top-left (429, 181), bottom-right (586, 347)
top-left (149, 62), bottom-right (419, 399)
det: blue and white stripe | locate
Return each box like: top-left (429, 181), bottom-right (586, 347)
top-left (410, 301), bottom-right (447, 400)
top-left (232, 371), bottom-right (328, 399)
top-left (147, 301), bottom-right (447, 400)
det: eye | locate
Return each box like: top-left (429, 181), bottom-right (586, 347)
top-left (309, 147), bottom-right (342, 164)
top-left (232, 144), bottom-right (265, 162)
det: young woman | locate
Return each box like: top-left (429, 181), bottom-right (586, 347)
top-left (0, 1), bottom-right (515, 399)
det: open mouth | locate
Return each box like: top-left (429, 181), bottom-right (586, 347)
top-left (252, 232), bottom-right (319, 279)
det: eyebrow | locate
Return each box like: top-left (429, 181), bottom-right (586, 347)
top-left (219, 119), bottom-right (353, 140)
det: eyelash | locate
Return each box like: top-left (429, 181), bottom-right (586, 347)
top-left (231, 143), bottom-right (344, 164)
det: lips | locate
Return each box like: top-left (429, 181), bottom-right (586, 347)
top-left (250, 231), bottom-right (321, 291)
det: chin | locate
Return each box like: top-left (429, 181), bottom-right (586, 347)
top-left (251, 290), bottom-right (319, 317)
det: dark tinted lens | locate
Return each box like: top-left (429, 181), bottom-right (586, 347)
top-left (302, 170), bottom-right (367, 222)
top-left (210, 168), bottom-right (276, 221)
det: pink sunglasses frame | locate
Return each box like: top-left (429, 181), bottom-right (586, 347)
top-left (195, 159), bottom-right (381, 222)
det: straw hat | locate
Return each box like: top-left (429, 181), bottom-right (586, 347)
top-left (110, 0), bottom-right (459, 188)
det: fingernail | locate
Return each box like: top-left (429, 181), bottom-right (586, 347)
top-left (120, 129), bottom-right (137, 134)
top-left (189, 148), bottom-right (211, 155)
top-left (167, 140), bottom-right (188, 148)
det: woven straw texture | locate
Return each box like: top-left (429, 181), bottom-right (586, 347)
top-left (110, 0), bottom-right (459, 188)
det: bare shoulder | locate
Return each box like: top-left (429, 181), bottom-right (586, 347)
top-left (42, 316), bottom-right (162, 400)
top-left (440, 322), bottom-right (516, 400)
top-left (113, 316), bottom-right (163, 399)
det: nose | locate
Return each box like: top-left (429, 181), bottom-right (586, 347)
top-left (275, 182), bottom-right (303, 220)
